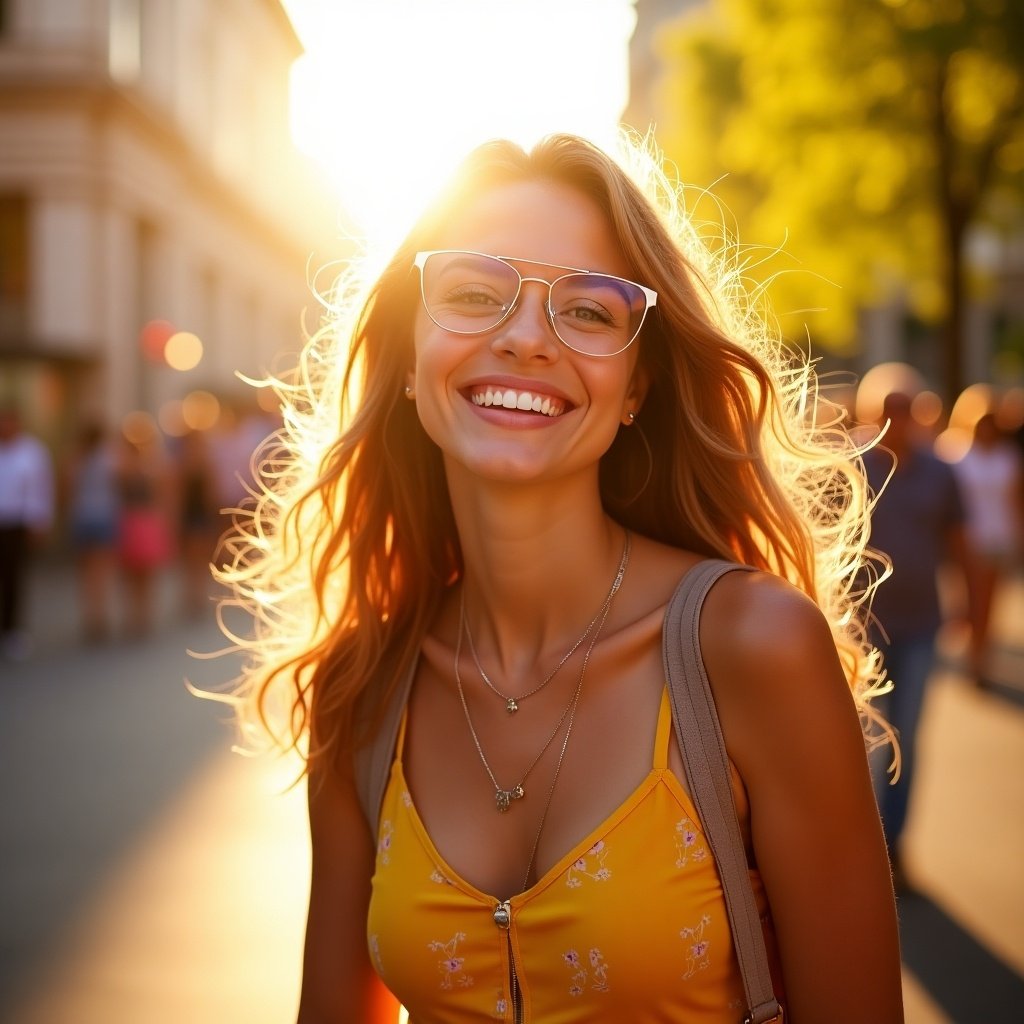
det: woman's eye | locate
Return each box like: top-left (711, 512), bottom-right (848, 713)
top-left (561, 301), bottom-right (615, 326)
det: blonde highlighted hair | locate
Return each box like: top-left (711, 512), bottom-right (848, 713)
top-left (214, 132), bottom-right (888, 776)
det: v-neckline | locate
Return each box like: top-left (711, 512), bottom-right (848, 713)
top-left (387, 692), bottom-right (700, 909)
top-left (391, 755), bottom-right (701, 908)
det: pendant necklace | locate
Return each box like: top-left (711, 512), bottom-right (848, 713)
top-left (463, 543), bottom-right (626, 714)
top-left (454, 531), bottom-right (631, 813)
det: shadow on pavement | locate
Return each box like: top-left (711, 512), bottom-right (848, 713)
top-left (0, 614), bottom-right (241, 1020)
top-left (899, 888), bottom-right (1024, 1022)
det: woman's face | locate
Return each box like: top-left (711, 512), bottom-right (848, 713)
top-left (407, 179), bottom-right (648, 489)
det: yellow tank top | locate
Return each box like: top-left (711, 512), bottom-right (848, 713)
top-left (366, 687), bottom-right (780, 1022)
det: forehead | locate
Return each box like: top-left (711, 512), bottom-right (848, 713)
top-left (429, 179), bottom-right (630, 279)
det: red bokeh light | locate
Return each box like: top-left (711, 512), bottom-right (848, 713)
top-left (139, 319), bottom-right (176, 363)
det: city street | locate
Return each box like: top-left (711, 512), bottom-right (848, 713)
top-left (1, 564), bottom-right (1022, 1023)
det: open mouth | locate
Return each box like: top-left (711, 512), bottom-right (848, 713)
top-left (468, 386), bottom-right (568, 418)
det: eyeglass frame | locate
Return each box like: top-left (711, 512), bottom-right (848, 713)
top-left (412, 249), bottom-right (658, 357)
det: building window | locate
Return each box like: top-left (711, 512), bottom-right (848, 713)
top-left (0, 195), bottom-right (29, 337)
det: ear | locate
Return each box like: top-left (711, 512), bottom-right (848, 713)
top-left (621, 362), bottom-right (650, 425)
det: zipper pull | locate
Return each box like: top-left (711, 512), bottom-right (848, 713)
top-left (493, 900), bottom-right (511, 929)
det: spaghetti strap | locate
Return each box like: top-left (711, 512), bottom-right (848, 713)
top-left (394, 705), bottom-right (410, 760)
top-left (653, 686), bottom-right (672, 770)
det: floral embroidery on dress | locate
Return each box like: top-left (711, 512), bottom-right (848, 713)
top-left (377, 820), bottom-right (393, 866)
top-left (430, 868), bottom-right (454, 885)
top-left (427, 932), bottom-right (474, 989)
top-left (401, 790), bottom-right (413, 808)
top-left (680, 915), bottom-right (713, 979)
top-left (674, 816), bottom-right (709, 868)
top-left (494, 995), bottom-right (508, 1018)
top-left (566, 839), bottom-right (612, 888)
top-left (563, 947), bottom-right (609, 995)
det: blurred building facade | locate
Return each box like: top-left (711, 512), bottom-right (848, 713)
top-left (0, 0), bottom-right (344, 452)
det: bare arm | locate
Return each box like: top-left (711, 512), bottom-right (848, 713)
top-left (296, 759), bottom-right (401, 1024)
top-left (702, 573), bottom-right (904, 1023)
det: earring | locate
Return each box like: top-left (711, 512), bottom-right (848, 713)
top-left (404, 384), bottom-right (415, 400)
top-left (626, 410), bottom-right (636, 424)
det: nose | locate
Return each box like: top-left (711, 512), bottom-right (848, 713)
top-left (489, 278), bottom-right (561, 362)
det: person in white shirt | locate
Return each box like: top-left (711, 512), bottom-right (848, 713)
top-left (953, 411), bottom-right (1024, 685)
top-left (0, 406), bottom-right (55, 659)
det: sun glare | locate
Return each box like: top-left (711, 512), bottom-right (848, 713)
top-left (284, 0), bottom-right (636, 252)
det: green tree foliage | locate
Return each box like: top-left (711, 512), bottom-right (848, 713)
top-left (655, 0), bottom-right (1024, 397)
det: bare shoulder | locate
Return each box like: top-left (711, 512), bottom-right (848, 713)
top-left (697, 569), bottom-right (858, 778)
top-left (701, 568), bottom-right (838, 676)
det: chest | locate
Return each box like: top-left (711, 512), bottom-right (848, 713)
top-left (403, 641), bottom-right (672, 901)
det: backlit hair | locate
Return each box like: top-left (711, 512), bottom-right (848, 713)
top-left (213, 132), bottom-right (890, 776)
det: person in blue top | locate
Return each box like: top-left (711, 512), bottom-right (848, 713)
top-left (862, 390), bottom-right (969, 885)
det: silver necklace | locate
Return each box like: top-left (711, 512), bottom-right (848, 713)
top-left (464, 545), bottom-right (626, 714)
top-left (454, 531), bottom-right (631, 813)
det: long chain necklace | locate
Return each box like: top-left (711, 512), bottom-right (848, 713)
top-left (463, 543), bottom-right (627, 714)
top-left (454, 531), bottom-right (631, 813)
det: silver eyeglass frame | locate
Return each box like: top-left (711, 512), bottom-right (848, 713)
top-left (413, 249), bottom-right (658, 357)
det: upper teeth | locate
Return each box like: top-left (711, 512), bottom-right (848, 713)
top-left (471, 387), bottom-right (564, 417)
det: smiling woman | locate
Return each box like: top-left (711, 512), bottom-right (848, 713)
top-left (213, 130), bottom-right (905, 1022)
top-left (282, 0), bottom-right (635, 247)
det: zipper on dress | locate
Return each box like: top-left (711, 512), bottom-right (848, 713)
top-left (494, 900), bottom-right (523, 1023)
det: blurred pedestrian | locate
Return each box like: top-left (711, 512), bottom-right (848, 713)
top-left (65, 421), bottom-right (119, 642)
top-left (174, 428), bottom-right (221, 618)
top-left (952, 409), bottom-right (1024, 686)
top-left (117, 432), bottom-right (173, 637)
top-left (208, 398), bottom-right (272, 516)
top-left (863, 390), bottom-right (969, 883)
top-left (0, 405), bottom-right (54, 660)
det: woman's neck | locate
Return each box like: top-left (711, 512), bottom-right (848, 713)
top-left (447, 475), bottom-right (627, 686)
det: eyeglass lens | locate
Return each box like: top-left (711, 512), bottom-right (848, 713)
top-left (420, 252), bottom-right (648, 355)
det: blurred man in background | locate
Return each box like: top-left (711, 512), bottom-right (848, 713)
top-left (864, 391), bottom-right (970, 886)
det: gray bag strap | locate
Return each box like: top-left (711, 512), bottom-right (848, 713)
top-left (663, 559), bottom-right (782, 1024)
top-left (354, 654), bottom-right (418, 842)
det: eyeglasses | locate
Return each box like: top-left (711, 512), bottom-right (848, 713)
top-left (413, 250), bottom-right (657, 357)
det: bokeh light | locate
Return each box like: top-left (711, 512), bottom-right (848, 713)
top-left (157, 399), bottom-right (188, 437)
top-left (139, 320), bottom-right (175, 363)
top-left (181, 390), bottom-right (221, 431)
top-left (256, 387), bottom-right (281, 416)
top-left (121, 410), bottom-right (160, 447)
top-left (854, 361), bottom-right (927, 425)
top-left (911, 390), bottom-right (943, 428)
top-left (948, 382), bottom-right (995, 432)
top-left (935, 383), bottom-right (995, 464)
top-left (165, 331), bottom-right (204, 372)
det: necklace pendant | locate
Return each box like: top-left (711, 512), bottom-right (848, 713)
top-left (505, 697), bottom-right (518, 714)
top-left (495, 785), bottom-right (525, 812)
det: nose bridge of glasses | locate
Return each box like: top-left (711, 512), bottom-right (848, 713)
top-left (507, 273), bottom-right (559, 320)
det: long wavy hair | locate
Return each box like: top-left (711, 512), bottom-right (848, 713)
top-left (214, 132), bottom-right (889, 778)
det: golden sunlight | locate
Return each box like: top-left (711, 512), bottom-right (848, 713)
top-left (283, 0), bottom-right (636, 251)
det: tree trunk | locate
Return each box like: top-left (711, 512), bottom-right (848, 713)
top-left (933, 57), bottom-right (966, 406)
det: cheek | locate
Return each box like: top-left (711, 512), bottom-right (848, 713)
top-left (410, 311), bottom-right (456, 380)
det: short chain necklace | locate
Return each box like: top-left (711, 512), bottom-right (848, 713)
top-left (454, 531), bottom-right (631, 813)
top-left (464, 541), bottom-right (626, 714)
